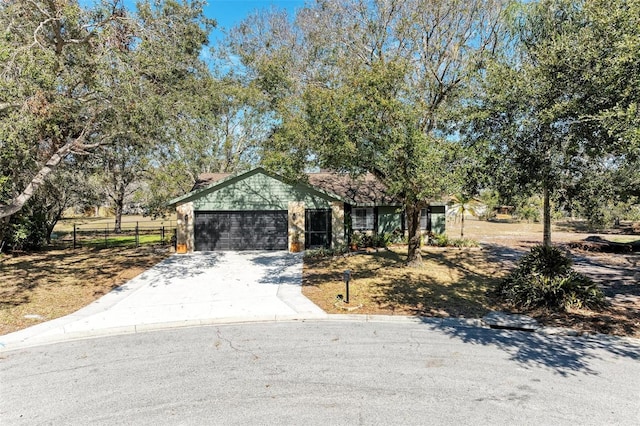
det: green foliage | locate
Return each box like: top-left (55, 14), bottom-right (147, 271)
top-left (428, 233), bottom-right (450, 247)
top-left (478, 189), bottom-right (500, 220)
top-left (516, 205), bottom-right (541, 223)
top-left (303, 244), bottom-right (349, 259)
top-left (228, 0), bottom-right (506, 264)
top-left (0, 0), bottom-right (215, 220)
top-left (466, 0), bottom-right (640, 245)
top-left (426, 233), bottom-right (478, 248)
top-left (5, 200), bottom-right (49, 250)
top-left (349, 232), bottom-right (391, 249)
top-left (498, 245), bottom-right (606, 311)
top-left (450, 238), bottom-right (480, 248)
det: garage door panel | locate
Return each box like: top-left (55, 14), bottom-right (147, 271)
top-left (195, 211), bottom-right (287, 251)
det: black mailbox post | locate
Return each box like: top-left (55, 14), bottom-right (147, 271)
top-left (343, 269), bottom-right (351, 303)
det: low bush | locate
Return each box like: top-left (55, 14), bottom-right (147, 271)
top-left (304, 244), bottom-right (349, 259)
top-left (349, 232), bottom-right (391, 249)
top-left (426, 234), bottom-right (478, 248)
top-left (428, 233), bottom-right (450, 247)
top-left (450, 238), bottom-right (479, 248)
top-left (497, 245), bottom-right (606, 311)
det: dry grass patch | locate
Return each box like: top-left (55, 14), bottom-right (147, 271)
top-left (303, 247), bottom-right (506, 318)
top-left (0, 246), bottom-right (170, 335)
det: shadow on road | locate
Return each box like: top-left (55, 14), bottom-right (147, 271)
top-left (422, 319), bottom-right (640, 376)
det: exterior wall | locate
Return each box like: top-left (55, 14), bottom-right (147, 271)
top-left (192, 172), bottom-right (332, 211)
top-left (377, 206), bottom-right (403, 235)
top-left (375, 205), bottom-right (447, 236)
top-left (176, 202), bottom-right (194, 252)
top-left (331, 201), bottom-right (345, 246)
top-left (288, 201), bottom-right (305, 250)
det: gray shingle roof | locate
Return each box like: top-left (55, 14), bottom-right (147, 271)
top-left (307, 173), bottom-right (399, 205)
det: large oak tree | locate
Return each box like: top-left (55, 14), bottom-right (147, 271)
top-left (0, 0), bottom-right (214, 238)
top-left (227, 0), bottom-right (507, 265)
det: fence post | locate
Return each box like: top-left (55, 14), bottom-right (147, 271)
top-left (136, 222), bottom-right (139, 247)
top-left (105, 226), bottom-right (108, 248)
top-left (73, 224), bottom-right (76, 249)
top-left (161, 226), bottom-right (165, 245)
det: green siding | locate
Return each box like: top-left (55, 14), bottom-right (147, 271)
top-left (378, 206), bottom-right (403, 234)
top-left (191, 172), bottom-right (333, 211)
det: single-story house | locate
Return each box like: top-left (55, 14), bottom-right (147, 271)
top-left (168, 167), bottom-right (446, 252)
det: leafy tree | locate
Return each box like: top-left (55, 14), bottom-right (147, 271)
top-left (467, 0), bottom-right (640, 245)
top-left (0, 0), bottom-right (214, 241)
top-left (227, 0), bottom-right (507, 265)
top-left (94, 141), bottom-right (150, 232)
top-left (142, 75), bottom-right (272, 217)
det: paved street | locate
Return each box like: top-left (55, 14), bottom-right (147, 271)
top-left (1, 320), bottom-right (639, 425)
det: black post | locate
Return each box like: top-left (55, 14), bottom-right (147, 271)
top-left (343, 270), bottom-right (351, 304)
top-left (105, 226), bottom-right (108, 248)
top-left (161, 226), bottom-right (165, 245)
top-left (73, 224), bottom-right (77, 249)
top-left (135, 222), bottom-right (139, 247)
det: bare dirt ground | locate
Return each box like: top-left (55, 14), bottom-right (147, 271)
top-left (446, 218), bottom-right (639, 337)
top-left (304, 217), bottom-right (640, 338)
top-left (0, 246), bottom-right (170, 335)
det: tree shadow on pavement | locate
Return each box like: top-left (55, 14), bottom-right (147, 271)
top-left (422, 320), bottom-right (640, 376)
top-left (246, 251), bottom-right (303, 285)
top-left (131, 252), bottom-right (223, 287)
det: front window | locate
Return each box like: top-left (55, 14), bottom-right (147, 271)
top-left (353, 208), bottom-right (374, 230)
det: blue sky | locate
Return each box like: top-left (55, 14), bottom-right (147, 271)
top-left (80, 1), bottom-right (307, 41)
top-left (207, 0), bottom-right (307, 43)
top-left (207, 0), bottom-right (307, 31)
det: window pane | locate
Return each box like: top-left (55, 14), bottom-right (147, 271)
top-left (353, 208), bottom-right (373, 230)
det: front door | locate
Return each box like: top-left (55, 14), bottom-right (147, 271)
top-left (305, 209), bottom-right (332, 249)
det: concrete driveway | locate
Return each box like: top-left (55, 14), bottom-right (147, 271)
top-left (0, 251), bottom-right (326, 350)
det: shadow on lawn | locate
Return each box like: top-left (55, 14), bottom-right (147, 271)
top-left (422, 319), bottom-right (640, 376)
top-left (305, 245), bottom-right (640, 375)
top-left (0, 247), bottom-right (169, 307)
top-left (304, 248), bottom-right (505, 318)
top-left (370, 250), bottom-right (501, 318)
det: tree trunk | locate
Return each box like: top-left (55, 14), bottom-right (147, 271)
top-left (114, 199), bottom-right (124, 233)
top-left (0, 141), bottom-right (73, 220)
top-left (406, 201), bottom-right (422, 266)
top-left (460, 210), bottom-right (465, 239)
top-left (543, 184), bottom-right (551, 247)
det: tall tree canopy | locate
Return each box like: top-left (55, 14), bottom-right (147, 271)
top-left (0, 0), bottom-right (214, 227)
top-left (467, 0), bottom-right (640, 244)
top-left (227, 0), bottom-right (508, 264)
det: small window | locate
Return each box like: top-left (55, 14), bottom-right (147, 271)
top-left (420, 208), bottom-right (428, 230)
top-left (353, 208), bottom-right (374, 230)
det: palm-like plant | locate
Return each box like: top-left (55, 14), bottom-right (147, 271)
top-left (447, 193), bottom-right (481, 239)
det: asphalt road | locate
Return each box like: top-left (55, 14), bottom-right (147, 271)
top-left (1, 320), bottom-right (639, 425)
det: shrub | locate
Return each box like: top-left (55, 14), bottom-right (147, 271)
top-left (497, 245), bottom-right (606, 311)
top-left (348, 232), bottom-right (391, 248)
top-left (450, 238), bottom-right (479, 248)
top-left (428, 233), bottom-right (450, 247)
top-left (304, 244), bottom-right (349, 259)
top-left (373, 233), bottom-right (391, 248)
